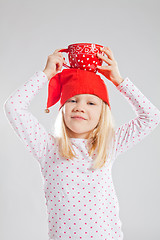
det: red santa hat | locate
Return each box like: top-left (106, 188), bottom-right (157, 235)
top-left (45, 68), bottom-right (111, 112)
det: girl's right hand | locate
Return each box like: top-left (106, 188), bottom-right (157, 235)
top-left (43, 49), bottom-right (67, 81)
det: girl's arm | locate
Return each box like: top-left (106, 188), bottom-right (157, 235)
top-left (4, 49), bottom-right (66, 167)
top-left (112, 77), bottom-right (160, 160)
top-left (97, 47), bottom-right (160, 161)
top-left (4, 71), bottom-right (54, 166)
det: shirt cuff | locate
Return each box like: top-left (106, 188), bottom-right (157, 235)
top-left (35, 70), bottom-right (49, 82)
top-left (116, 77), bottom-right (131, 91)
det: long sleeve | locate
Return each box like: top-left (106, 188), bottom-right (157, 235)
top-left (111, 77), bottom-right (160, 162)
top-left (3, 71), bottom-right (55, 166)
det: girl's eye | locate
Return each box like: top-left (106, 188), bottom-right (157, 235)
top-left (68, 100), bottom-right (95, 105)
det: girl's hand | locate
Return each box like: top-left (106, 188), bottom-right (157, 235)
top-left (96, 47), bottom-right (124, 86)
top-left (43, 49), bottom-right (67, 81)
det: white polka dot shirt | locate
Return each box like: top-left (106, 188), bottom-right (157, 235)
top-left (4, 71), bottom-right (160, 240)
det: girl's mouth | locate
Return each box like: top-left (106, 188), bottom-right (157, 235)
top-left (71, 116), bottom-right (86, 120)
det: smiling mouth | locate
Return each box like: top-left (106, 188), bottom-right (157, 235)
top-left (71, 117), bottom-right (86, 120)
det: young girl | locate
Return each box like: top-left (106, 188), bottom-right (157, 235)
top-left (4, 47), bottom-right (160, 240)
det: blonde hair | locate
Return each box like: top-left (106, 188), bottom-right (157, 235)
top-left (52, 101), bottom-right (115, 169)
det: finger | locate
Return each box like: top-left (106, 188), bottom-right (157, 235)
top-left (100, 47), bottom-right (114, 60)
top-left (56, 56), bottom-right (66, 66)
top-left (56, 51), bottom-right (63, 56)
top-left (56, 60), bottom-right (63, 71)
top-left (50, 52), bottom-right (63, 61)
top-left (97, 53), bottom-right (112, 65)
top-left (55, 53), bottom-right (64, 61)
top-left (53, 50), bottom-right (64, 59)
top-left (96, 65), bottom-right (112, 71)
top-left (54, 48), bottom-right (64, 53)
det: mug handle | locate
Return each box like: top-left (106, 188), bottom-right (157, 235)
top-left (59, 48), bottom-right (71, 69)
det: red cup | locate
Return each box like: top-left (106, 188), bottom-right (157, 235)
top-left (59, 43), bottom-right (104, 73)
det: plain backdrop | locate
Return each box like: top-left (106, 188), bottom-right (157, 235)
top-left (1, 0), bottom-right (160, 239)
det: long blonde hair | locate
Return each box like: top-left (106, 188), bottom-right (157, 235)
top-left (52, 101), bottom-right (115, 169)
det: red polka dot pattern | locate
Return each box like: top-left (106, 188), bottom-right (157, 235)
top-left (113, 79), bottom-right (160, 162)
top-left (4, 71), bottom-right (160, 240)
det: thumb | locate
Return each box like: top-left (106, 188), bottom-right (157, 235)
top-left (96, 66), bottom-right (105, 72)
top-left (96, 65), bottom-right (102, 70)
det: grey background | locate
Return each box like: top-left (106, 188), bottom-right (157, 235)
top-left (1, 0), bottom-right (160, 239)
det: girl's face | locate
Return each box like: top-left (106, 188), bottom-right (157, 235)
top-left (63, 94), bottom-right (102, 139)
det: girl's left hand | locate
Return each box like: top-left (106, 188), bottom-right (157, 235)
top-left (96, 47), bottom-right (124, 86)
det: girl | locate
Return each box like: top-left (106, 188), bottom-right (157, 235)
top-left (4, 47), bottom-right (160, 240)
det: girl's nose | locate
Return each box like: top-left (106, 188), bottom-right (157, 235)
top-left (74, 105), bottom-right (85, 112)
top-left (75, 108), bottom-right (84, 112)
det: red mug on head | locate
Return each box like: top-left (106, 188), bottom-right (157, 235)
top-left (59, 43), bottom-right (104, 73)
